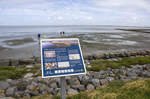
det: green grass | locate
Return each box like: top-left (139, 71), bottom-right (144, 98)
top-left (88, 56), bottom-right (150, 71)
top-left (0, 65), bottom-right (41, 80)
top-left (1, 56), bottom-right (150, 80)
top-left (30, 78), bottom-right (150, 99)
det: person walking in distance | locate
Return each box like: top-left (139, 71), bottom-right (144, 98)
top-left (38, 33), bottom-right (41, 45)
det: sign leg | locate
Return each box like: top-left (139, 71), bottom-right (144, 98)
top-left (61, 76), bottom-right (66, 99)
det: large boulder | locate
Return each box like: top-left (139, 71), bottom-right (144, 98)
top-left (100, 79), bottom-right (108, 86)
top-left (86, 84), bottom-right (94, 91)
top-left (49, 82), bottom-right (58, 89)
top-left (79, 76), bottom-right (90, 85)
top-left (19, 58), bottom-right (35, 65)
top-left (71, 85), bottom-right (85, 91)
top-left (14, 91), bottom-right (24, 98)
top-left (142, 71), bottom-right (150, 78)
top-left (0, 59), bottom-right (10, 66)
top-left (91, 79), bottom-right (100, 88)
top-left (67, 77), bottom-right (80, 85)
top-left (9, 60), bottom-right (19, 66)
top-left (67, 88), bottom-right (78, 95)
top-left (106, 77), bottom-right (114, 82)
top-left (6, 87), bottom-right (17, 96)
top-left (0, 81), bottom-right (10, 90)
top-left (24, 73), bottom-right (33, 78)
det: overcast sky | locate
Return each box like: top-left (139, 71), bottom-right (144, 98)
top-left (0, 0), bottom-right (150, 26)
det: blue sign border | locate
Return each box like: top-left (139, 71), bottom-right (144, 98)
top-left (40, 38), bottom-right (86, 78)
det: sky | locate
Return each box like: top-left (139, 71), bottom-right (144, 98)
top-left (0, 0), bottom-right (150, 26)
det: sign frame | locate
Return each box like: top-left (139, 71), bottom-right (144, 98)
top-left (40, 38), bottom-right (86, 78)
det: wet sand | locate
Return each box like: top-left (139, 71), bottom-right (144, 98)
top-left (3, 38), bottom-right (35, 46)
top-left (0, 28), bottom-right (150, 59)
top-left (117, 28), bottom-right (150, 33)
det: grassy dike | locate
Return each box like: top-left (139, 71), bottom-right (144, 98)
top-left (31, 78), bottom-right (150, 99)
top-left (88, 56), bottom-right (150, 71)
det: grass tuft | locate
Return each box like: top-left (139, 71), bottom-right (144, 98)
top-left (0, 65), bottom-right (41, 80)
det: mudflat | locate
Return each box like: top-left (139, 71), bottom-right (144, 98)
top-left (1, 28), bottom-right (150, 59)
top-left (3, 38), bottom-right (35, 46)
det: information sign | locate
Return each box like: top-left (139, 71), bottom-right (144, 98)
top-left (41, 38), bottom-right (86, 78)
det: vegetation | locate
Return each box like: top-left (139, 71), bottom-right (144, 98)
top-left (0, 65), bottom-right (41, 80)
top-left (88, 56), bottom-right (150, 71)
top-left (30, 78), bottom-right (150, 99)
top-left (0, 56), bottom-right (150, 80)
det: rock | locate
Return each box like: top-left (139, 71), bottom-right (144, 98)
top-left (145, 64), bottom-right (150, 71)
top-left (34, 58), bottom-right (41, 63)
top-left (24, 90), bottom-right (31, 98)
top-left (92, 72), bottom-right (101, 79)
top-left (38, 84), bottom-right (48, 92)
top-left (0, 97), bottom-right (14, 99)
top-left (67, 88), bottom-right (78, 95)
top-left (49, 82), bottom-right (57, 89)
top-left (130, 52), bottom-right (137, 56)
top-left (95, 54), bottom-right (103, 59)
top-left (31, 81), bottom-right (38, 86)
top-left (104, 53), bottom-right (109, 59)
top-left (127, 72), bottom-right (137, 77)
top-left (17, 81), bottom-right (28, 91)
top-left (67, 77), bottom-right (80, 85)
top-left (109, 53), bottom-right (115, 58)
top-left (80, 76), bottom-right (90, 84)
top-left (14, 91), bottom-right (24, 97)
top-left (0, 81), bottom-right (10, 90)
top-left (6, 79), bottom-right (13, 84)
top-left (9, 80), bottom-right (18, 86)
top-left (111, 58), bottom-right (118, 61)
top-left (51, 88), bottom-right (60, 95)
top-left (71, 85), bottom-right (85, 91)
top-left (6, 87), bottom-right (17, 96)
top-left (26, 65), bottom-right (34, 68)
top-left (100, 79), bottom-right (108, 86)
top-left (10, 60), bottom-right (19, 66)
top-left (106, 77), bottom-right (114, 82)
top-left (19, 58), bottom-right (35, 65)
top-left (0, 59), bottom-right (10, 66)
top-left (26, 84), bottom-right (38, 91)
top-left (99, 70), bottom-right (106, 75)
top-left (86, 84), bottom-right (94, 91)
top-left (30, 90), bottom-right (39, 96)
top-left (24, 73), bottom-right (33, 78)
top-left (91, 79), bottom-right (100, 88)
top-left (142, 71), bottom-right (150, 78)
top-left (0, 90), bottom-right (5, 98)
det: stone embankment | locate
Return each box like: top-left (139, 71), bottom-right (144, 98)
top-left (0, 63), bottom-right (150, 99)
top-left (1, 49), bottom-right (150, 66)
top-left (84, 49), bottom-right (150, 60)
top-left (1, 49), bottom-right (150, 99)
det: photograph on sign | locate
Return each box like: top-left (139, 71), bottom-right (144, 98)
top-left (41, 38), bottom-right (86, 78)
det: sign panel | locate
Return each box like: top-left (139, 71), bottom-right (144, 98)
top-left (41, 38), bottom-right (86, 78)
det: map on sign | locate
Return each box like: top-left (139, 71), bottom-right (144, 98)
top-left (41, 38), bottom-right (86, 78)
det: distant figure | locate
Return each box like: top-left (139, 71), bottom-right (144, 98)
top-left (62, 31), bottom-right (65, 35)
top-left (60, 31), bottom-right (65, 37)
top-left (38, 33), bottom-right (41, 45)
top-left (38, 33), bottom-right (41, 40)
